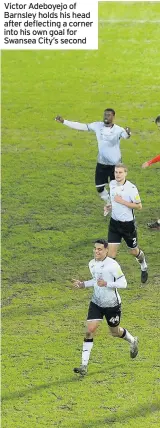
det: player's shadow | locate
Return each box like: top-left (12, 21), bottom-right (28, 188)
top-left (2, 377), bottom-right (159, 427)
top-left (1, 369), bottom-right (107, 402)
top-left (79, 401), bottom-right (160, 427)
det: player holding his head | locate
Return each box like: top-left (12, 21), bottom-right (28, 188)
top-left (55, 109), bottom-right (131, 216)
top-left (106, 163), bottom-right (148, 283)
top-left (141, 115), bottom-right (160, 230)
top-left (72, 239), bottom-right (138, 376)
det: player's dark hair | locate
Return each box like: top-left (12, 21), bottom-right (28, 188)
top-left (94, 239), bottom-right (108, 248)
top-left (104, 108), bottom-right (115, 116)
top-left (155, 115), bottom-right (160, 124)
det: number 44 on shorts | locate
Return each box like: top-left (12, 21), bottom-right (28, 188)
top-left (109, 315), bottom-right (119, 325)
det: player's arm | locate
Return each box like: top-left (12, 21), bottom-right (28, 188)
top-left (108, 263), bottom-right (127, 288)
top-left (142, 154), bottom-right (160, 168)
top-left (97, 264), bottom-right (127, 289)
top-left (55, 116), bottom-right (89, 131)
top-left (120, 127), bottom-right (131, 139)
top-left (126, 201), bottom-right (142, 210)
top-left (114, 195), bottom-right (142, 210)
top-left (72, 278), bottom-right (94, 289)
top-left (114, 185), bottom-right (142, 210)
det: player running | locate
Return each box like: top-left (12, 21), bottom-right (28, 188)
top-left (106, 163), bottom-right (148, 283)
top-left (73, 239), bottom-right (138, 376)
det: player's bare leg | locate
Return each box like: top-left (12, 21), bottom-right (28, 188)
top-left (108, 243), bottom-right (119, 259)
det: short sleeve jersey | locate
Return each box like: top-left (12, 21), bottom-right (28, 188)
top-left (109, 180), bottom-right (141, 221)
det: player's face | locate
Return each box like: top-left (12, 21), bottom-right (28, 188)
top-left (103, 111), bottom-right (114, 125)
top-left (94, 244), bottom-right (108, 261)
top-left (115, 167), bottom-right (127, 182)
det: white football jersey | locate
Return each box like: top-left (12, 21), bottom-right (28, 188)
top-left (87, 122), bottom-right (129, 165)
top-left (84, 257), bottom-right (127, 308)
top-left (109, 180), bottom-right (141, 222)
top-left (63, 120), bottom-right (129, 165)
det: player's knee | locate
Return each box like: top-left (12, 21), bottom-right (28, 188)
top-left (86, 330), bottom-right (94, 339)
top-left (87, 324), bottom-right (97, 335)
top-left (96, 186), bottom-right (105, 194)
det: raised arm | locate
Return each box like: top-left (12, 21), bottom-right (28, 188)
top-left (55, 116), bottom-right (88, 131)
top-left (121, 127), bottom-right (131, 139)
top-left (142, 154), bottom-right (160, 168)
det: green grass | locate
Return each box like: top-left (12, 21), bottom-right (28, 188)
top-left (2, 2), bottom-right (160, 427)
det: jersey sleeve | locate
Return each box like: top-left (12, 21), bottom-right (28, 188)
top-left (63, 120), bottom-right (88, 131)
top-left (120, 127), bottom-right (130, 139)
top-left (111, 261), bottom-right (125, 280)
top-left (130, 185), bottom-right (141, 204)
top-left (87, 122), bottom-right (101, 132)
top-left (84, 279), bottom-right (94, 288)
top-left (107, 260), bottom-right (127, 289)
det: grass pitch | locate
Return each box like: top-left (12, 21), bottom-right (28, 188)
top-left (2, 2), bottom-right (160, 427)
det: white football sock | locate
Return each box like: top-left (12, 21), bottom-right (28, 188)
top-left (136, 250), bottom-right (147, 270)
top-left (122, 329), bottom-right (134, 344)
top-left (82, 340), bottom-right (93, 366)
top-left (141, 260), bottom-right (147, 271)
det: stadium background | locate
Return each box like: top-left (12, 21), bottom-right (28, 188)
top-left (2, 2), bottom-right (160, 427)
